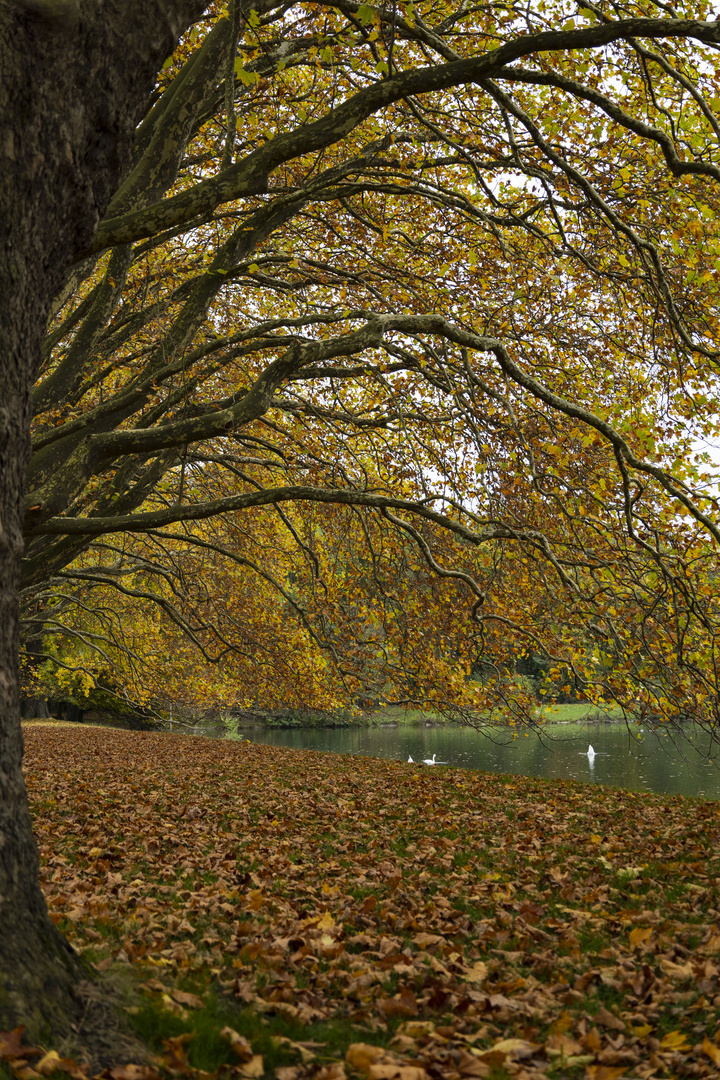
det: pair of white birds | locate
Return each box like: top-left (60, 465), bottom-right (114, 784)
top-left (408, 745), bottom-right (597, 766)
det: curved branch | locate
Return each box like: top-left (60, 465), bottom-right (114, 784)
top-left (27, 483), bottom-right (515, 542)
top-left (85, 17), bottom-right (720, 255)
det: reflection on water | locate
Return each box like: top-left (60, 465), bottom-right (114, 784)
top-left (213, 722), bottom-right (720, 800)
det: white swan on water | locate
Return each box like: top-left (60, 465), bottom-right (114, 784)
top-left (586, 744), bottom-right (596, 761)
top-left (423, 753), bottom-right (448, 765)
top-left (408, 754), bottom-right (414, 763)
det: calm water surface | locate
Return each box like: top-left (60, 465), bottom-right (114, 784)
top-left (224, 722), bottom-right (720, 801)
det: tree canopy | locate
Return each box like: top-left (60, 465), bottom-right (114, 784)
top-left (23, 0), bottom-right (720, 730)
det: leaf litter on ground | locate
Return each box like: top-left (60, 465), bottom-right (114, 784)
top-left (7, 724), bottom-right (720, 1080)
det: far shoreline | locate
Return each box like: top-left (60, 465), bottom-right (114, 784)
top-left (20, 701), bottom-right (640, 736)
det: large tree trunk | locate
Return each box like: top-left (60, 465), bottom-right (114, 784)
top-left (0, 0), bottom-right (209, 1042)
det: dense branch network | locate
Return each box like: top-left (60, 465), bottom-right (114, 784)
top-left (22, 0), bottom-right (720, 728)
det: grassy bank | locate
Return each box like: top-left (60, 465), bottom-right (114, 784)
top-left (208, 701), bottom-right (623, 735)
top-left (536, 703), bottom-right (623, 725)
top-left (10, 723), bottom-right (720, 1079)
top-left (367, 703), bottom-right (622, 727)
top-left (206, 706), bottom-right (446, 733)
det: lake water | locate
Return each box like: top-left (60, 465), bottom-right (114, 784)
top-left (222, 721), bottom-right (720, 801)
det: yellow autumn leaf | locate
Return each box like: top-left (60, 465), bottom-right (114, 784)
top-left (701, 932), bottom-right (720, 954)
top-left (397, 1021), bottom-right (435, 1038)
top-left (628, 926), bottom-right (653, 948)
top-left (702, 1037), bottom-right (720, 1066)
top-left (660, 1030), bottom-right (690, 1051)
top-left (247, 888), bottom-right (264, 910)
top-left (482, 1038), bottom-right (538, 1060)
top-left (345, 1043), bottom-right (386, 1073)
top-left (35, 1051), bottom-right (63, 1076)
top-left (551, 1011), bottom-right (575, 1035)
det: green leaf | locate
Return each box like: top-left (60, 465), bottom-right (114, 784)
top-left (357, 3), bottom-right (375, 25)
top-left (234, 59), bottom-right (259, 86)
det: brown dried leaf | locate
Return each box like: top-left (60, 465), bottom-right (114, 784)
top-left (456, 1049), bottom-right (490, 1077)
top-left (0, 1029), bottom-right (42, 1060)
top-left (238, 1054), bottom-right (264, 1078)
top-left (345, 1043), bottom-right (388, 1074)
top-left (545, 1033), bottom-right (583, 1057)
top-left (315, 1066), bottom-right (347, 1080)
top-left (481, 1039), bottom-right (538, 1061)
top-left (368, 1068), bottom-right (428, 1080)
top-left (411, 933), bottom-right (444, 948)
top-left (377, 987), bottom-right (417, 1019)
top-left (220, 1027), bottom-right (253, 1063)
top-left (170, 989), bottom-right (204, 1009)
top-left (593, 1007), bottom-right (626, 1032)
top-left (36, 1051), bottom-right (81, 1077)
top-left (462, 961), bottom-right (488, 984)
top-left (108, 1067), bottom-right (161, 1080)
top-left (585, 1067), bottom-right (626, 1080)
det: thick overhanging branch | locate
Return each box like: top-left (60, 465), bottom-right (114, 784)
top-left (84, 18), bottom-right (720, 255)
top-left (108, 16), bottom-right (234, 215)
top-left (24, 319), bottom-right (387, 531)
top-left (32, 151), bottom-right (390, 490)
top-left (27, 484), bottom-right (512, 543)
top-left (26, 311), bottom-right (720, 547)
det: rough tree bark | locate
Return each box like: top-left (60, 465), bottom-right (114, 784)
top-left (0, 0), bottom-right (209, 1040)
